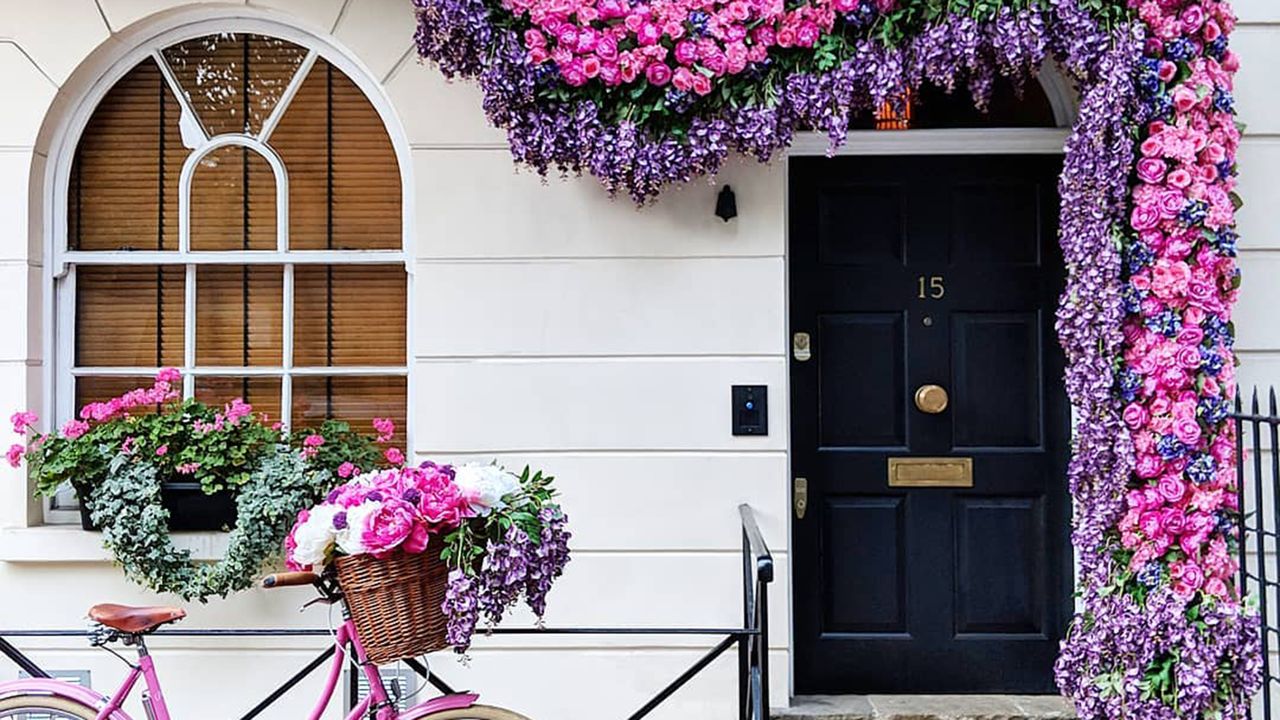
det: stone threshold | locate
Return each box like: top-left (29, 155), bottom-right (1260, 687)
top-left (773, 695), bottom-right (1077, 720)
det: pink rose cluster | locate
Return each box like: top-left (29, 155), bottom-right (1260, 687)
top-left (506, 0), bottom-right (893, 91)
top-left (1118, 0), bottom-right (1244, 604)
top-left (285, 462), bottom-right (475, 571)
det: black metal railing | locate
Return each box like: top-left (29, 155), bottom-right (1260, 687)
top-left (1234, 389), bottom-right (1280, 720)
top-left (0, 503), bottom-right (773, 720)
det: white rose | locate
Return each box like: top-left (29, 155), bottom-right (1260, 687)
top-left (453, 464), bottom-right (522, 515)
top-left (291, 505), bottom-right (339, 568)
top-left (337, 501), bottom-right (379, 556)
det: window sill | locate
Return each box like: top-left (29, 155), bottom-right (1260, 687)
top-left (0, 525), bottom-right (229, 563)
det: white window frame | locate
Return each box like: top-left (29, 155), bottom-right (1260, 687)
top-left (44, 22), bottom-right (415, 523)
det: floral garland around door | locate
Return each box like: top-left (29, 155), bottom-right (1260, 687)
top-left (410, 0), bottom-right (1261, 716)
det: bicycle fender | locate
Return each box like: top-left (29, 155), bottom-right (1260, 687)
top-left (0, 678), bottom-right (135, 720)
top-left (399, 693), bottom-right (480, 720)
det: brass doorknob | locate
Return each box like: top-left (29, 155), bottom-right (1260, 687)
top-left (914, 384), bottom-right (949, 414)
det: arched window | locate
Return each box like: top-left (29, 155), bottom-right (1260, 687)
top-left (55, 33), bottom-right (407, 507)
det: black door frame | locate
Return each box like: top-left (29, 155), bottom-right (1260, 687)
top-left (783, 139), bottom-right (1076, 695)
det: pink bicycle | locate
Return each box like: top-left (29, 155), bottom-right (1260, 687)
top-left (0, 570), bottom-right (529, 720)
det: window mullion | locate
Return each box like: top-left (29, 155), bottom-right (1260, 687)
top-left (259, 51), bottom-right (318, 144)
top-left (151, 50), bottom-right (209, 147)
top-left (282, 263), bottom-right (294, 428)
top-left (183, 263), bottom-right (196, 399)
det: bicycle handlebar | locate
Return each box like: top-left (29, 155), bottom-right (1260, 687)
top-left (261, 572), bottom-right (321, 589)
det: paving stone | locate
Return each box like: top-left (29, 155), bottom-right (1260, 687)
top-left (773, 694), bottom-right (876, 720)
top-left (773, 695), bottom-right (1078, 720)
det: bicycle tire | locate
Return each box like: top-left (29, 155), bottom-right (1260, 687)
top-left (0, 694), bottom-right (100, 719)
top-left (420, 704), bottom-right (534, 720)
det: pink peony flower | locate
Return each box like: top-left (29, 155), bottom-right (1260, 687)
top-left (385, 447), bottom-right (406, 466)
top-left (337, 462), bottom-right (358, 479)
top-left (360, 499), bottom-right (420, 557)
top-left (155, 444), bottom-right (168, 457)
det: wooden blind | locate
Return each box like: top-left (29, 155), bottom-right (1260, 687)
top-left (270, 58), bottom-right (401, 250)
top-left (68, 58), bottom-right (183, 251)
top-left (75, 266), bottom-right (185, 367)
top-left (68, 34), bottom-right (407, 429)
top-left (195, 265), bottom-right (284, 366)
top-left (293, 265), bottom-right (406, 366)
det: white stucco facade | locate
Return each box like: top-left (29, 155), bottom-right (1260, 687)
top-left (0, 1), bottom-right (1276, 718)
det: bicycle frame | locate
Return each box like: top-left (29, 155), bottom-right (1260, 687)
top-left (92, 620), bottom-right (393, 720)
top-left (0, 619), bottom-right (479, 720)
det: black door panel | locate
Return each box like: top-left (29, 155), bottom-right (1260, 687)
top-left (790, 155), bottom-right (1070, 694)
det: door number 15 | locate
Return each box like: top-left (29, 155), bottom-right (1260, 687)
top-left (917, 275), bottom-right (945, 299)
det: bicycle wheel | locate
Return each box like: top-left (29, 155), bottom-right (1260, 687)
top-left (422, 705), bottom-right (533, 720)
top-left (0, 695), bottom-right (99, 719)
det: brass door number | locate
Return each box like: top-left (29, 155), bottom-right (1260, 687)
top-left (916, 275), bottom-right (945, 299)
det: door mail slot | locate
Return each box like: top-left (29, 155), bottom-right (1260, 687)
top-left (887, 457), bottom-right (973, 488)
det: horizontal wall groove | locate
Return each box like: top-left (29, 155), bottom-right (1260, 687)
top-left (413, 355), bottom-right (785, 364)
top-left (415, 448), bottom-right (788, 455)
top-left (414, 445), bottom-right (783, 450)
top-left (410, 143), bottom-right (512, 151)
top-left (413, 353), bottom-right (787, 361)
top-left (413, 254), bottom-right (787, 262)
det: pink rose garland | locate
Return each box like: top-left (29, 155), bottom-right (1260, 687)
top-left (505, 0), bottom-right (894, 91)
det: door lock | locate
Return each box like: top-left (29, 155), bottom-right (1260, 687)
top-left (792, 332), bottom-right (811, 362)
top-left (794, 477), bottom-right (808, 520)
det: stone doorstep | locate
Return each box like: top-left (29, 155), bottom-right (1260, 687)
top-left (772, 695), bottom-right (1078, 720)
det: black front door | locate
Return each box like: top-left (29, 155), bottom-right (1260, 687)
top-left (789, 155), bottom-right (1070, 694)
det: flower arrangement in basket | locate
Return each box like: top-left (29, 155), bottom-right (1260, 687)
top-left (285, 460), bottom-right (570, 662)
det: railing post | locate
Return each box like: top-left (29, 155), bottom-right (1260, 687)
top-left (1235, 393), bottom-right (1247, 595)
top-left (1250, 390), bottom-right (1273, 720)
top-left (740, 528), bottom-right (751, 720)
top-left (757, 574), bottom-right (770, 720)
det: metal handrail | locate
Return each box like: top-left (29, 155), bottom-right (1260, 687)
top-left (739, 503), bottom-right (774, 584)
top-left (0, 503), bottom-right (775, 720)
top-left (1231, 388), bottom-right (1280, 720)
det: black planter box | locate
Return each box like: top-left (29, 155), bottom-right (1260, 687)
top-left (76, 482), bottom-right (236, 532)
top-left (78, 500), bottom-right (97, 531)
top-left (161, 482), bottom-right (237, 531)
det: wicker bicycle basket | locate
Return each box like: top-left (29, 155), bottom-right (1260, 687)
top-left (335, 550), bottom-right (450, 664)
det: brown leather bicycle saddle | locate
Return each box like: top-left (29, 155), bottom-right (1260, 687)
top-left (88, 603), bottom-right (186, 634)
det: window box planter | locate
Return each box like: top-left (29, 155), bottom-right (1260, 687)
top-left (75, 481), bottom-right (236, 532)
top-left (159, 482), bottom-right (237, 532)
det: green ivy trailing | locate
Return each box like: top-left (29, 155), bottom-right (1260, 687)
top-left (90, 447), bottom-right (336, 602)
